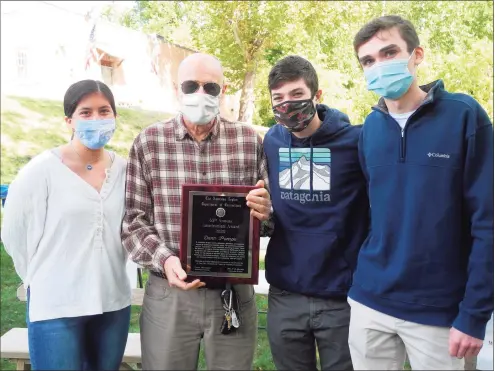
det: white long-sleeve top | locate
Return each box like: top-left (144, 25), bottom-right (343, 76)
top-left (1, 149), bottom-right (131, 322)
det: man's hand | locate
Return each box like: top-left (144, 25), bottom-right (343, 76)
top-left (163, 256), bottom-right (205, 290)
top-left (246, 180), bottom-right (271, 221)
top-left (449, 327), bottom-right (483, 358)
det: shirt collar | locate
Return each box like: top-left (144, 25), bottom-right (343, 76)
top-left (174, 113), bottom-right (221, 141)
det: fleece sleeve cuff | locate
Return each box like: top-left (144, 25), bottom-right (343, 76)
top-left (452, 311), bottom-right (489, 340)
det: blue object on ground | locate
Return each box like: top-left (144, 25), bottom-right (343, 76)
top-left (1, 184), bottom-right (9, 207)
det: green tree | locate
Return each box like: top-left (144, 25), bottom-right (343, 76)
top-left (117, 1), bottom-right (189, 45)
top-left (187, 1), bottom-right (317, 123)
top-left (118, 1), bottom-right (322, 122)
top-left (118, 1), bottom-right (493, 125)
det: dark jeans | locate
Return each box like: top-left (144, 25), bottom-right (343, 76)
top-left (27, 289), bottom-right (131, 370)
top-left (267, 285), bottom-right (353, 371)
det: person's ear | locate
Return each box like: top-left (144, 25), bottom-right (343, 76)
top-left (412, 46), bottom-right (424, 67)
top-left (222, 84), bottom-right (228, 95)
top-left (65, 116), bottom-right (75, 140)
top-left (314, 89), bottom-right (323, 103)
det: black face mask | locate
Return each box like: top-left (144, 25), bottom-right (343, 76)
top-left (272, 99), bottom-right (316, 132)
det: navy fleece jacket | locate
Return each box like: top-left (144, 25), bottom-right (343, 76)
top-left (349, 80), bottom-right (494, 340)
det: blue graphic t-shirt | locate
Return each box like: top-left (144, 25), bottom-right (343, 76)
top-left (279, 148), bottom-right (331, 191)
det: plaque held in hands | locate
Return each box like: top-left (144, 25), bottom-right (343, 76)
top-left (179, 184), bottom-right (260, 285)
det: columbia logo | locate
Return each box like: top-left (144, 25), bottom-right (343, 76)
top-left (428, 152), bottom-right (450, 159)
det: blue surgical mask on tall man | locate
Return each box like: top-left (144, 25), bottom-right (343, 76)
top-left (364, 50), bottom-right (416, 100)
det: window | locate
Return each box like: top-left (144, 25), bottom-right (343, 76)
top-left (16, 50), bottom-right (27, 79)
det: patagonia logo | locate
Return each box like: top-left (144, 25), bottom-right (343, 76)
top-left (428, 152), bottom-right (450, 159)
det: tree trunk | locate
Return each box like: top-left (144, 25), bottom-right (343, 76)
top-left (237, 68), bottom-right (256, 123)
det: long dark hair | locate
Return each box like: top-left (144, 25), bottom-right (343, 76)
top-left (63, 80), bottom-right (117, 118)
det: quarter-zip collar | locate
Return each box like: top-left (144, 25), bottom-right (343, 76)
top-left (372, 80), bottom-right (443, 115)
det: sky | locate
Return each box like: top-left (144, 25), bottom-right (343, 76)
top-left (1, 1), bottom-right (134, 17)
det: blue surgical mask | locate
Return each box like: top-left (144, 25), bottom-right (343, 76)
top-left (364, 52), bottom-right (415, 100)
top-left (74, 118), bottom-right (116, 149)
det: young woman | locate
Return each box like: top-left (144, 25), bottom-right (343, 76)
top-left (2, 80), bottom-right (131, 370)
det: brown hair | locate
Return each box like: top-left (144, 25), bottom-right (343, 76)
top-left (353, 15), bottom-right (420, 54)
top-left (268, 55), bottom-right (319, 97)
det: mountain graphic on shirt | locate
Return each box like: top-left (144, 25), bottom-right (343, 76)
top-left (278, 148), bottom-right (331, 191)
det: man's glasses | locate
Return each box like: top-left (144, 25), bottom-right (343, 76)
top-left (181, 80), bottom-right (222, 97)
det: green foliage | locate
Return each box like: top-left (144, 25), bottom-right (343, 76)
top-left (118, 1), bottom-right (194, 47)
top-left (302, 1), bottom-right (494, 124)
top-left (186, 1), bottom-right (305, 91)
top-left (119, 1), bottom-right (493, 125)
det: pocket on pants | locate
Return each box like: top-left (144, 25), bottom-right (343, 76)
top-left (237, 285), bottom-right (256, 312)
top-left (145, 278), bottom-right (170, 300)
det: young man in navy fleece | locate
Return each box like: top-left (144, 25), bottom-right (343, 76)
top-left (348, 15), bottom-right (494, 370)
top-left (263, 55), bottom-right (369, 371)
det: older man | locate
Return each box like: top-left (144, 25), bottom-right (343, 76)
top-left (122, 53), bottom-right (271, 370)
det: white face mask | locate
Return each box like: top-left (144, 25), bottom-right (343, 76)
top-left (180, 93), bottom-right (220, 125)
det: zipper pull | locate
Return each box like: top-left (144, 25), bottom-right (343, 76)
top-left (401, 129), bottom-right (404, 138)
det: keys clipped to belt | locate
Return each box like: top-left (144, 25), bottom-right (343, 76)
top-left (220, 284), bottom-right (240, 335)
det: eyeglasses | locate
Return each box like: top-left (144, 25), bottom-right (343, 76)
top-left (181, 80), bottom-right (221, 97)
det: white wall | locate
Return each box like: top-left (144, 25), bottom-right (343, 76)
top-left (477, 314), bottom-right (494, 370)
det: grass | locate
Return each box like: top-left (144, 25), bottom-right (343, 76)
top-left (0, 96), bottom-right (168, 184)
top-left (0, 243), bottom-right (26, 371)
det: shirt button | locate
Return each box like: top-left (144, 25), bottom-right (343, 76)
top-left (202, 172), bottom-right (207, 176)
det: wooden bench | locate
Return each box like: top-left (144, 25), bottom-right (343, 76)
top-left (0, 328), bottom-right (141, 370)
top-left (16, 285), bottom-right (145, 306)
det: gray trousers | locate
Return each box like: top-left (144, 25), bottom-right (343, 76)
top-left (140, 273), bottom-right (257, 370)
top-left (267, 285), bottom-right (353, 371)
